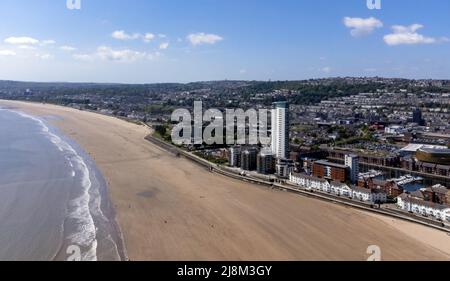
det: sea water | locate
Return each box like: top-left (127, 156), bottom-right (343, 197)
top-left (0, 107), bottom-right (125, 261)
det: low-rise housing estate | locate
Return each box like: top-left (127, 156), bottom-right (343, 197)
top-left (397, 194), bottom-right (450, 222)
top-left (289, 173), bottom-right (387, 203)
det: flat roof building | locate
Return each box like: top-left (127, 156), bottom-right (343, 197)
top-left (312, 160), bottom-right (348, 183)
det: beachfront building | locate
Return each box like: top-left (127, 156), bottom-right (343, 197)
top-left (371, 189), bottom-right (388, 203)
top-left (257, 148), bottom-right (276, 175)
top-left (352, 186), bottom-right (371, 201)
top-left (397, 194), bottom-right (450, 222)
top-left (345, 154), bottom-right (359, 184)
top-left (228, 146), bottom-right (241, 167)
top-left (241, 147), bottom-right (258, 171)
top-left (289, 173), bottom-right (310, 188)
top-left (289, 173), bottom-right (387, 203)
top-left (312, 160), bottom-right (348, 183)
top-left (351, 186), bottom-right (387, 203)
top-left (276, 158), bottom-right (295, 178)
top-left (330, 181), bottom-right (352, 197)
top-left (350, 186), bottom-right (371, 202)
top-left (289, 173), bottom-right (330, 192)
top-left (271, 101), bottom-right (289, 159)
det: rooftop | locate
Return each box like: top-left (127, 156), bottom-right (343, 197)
top-left (400, 143), bottom-right (448, 152)
top-left (273, 101), bottom-right (289, 108)
top-left (290, 173), bottom-right (328, 183)
top-left (350, 186), bottom-right (373, 194)
top-left (314, 160), bottom-right (348, 169)
top-left (330, 181), bottom-right (349, 188)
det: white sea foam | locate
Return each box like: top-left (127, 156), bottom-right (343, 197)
top-left (10, 110), bottom-right (99, 261)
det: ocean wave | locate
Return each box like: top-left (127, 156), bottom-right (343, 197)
top-left (9, 110), bottom-right (99, 261)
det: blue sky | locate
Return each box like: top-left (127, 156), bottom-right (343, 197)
top-left (0, 0), bottom-right (449, 83)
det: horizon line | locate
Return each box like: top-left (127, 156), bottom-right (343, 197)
top-left (1, 76), bottom-right (449, 86)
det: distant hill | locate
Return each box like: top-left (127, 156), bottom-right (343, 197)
top-left (1, 77), bottom-right (449, 105)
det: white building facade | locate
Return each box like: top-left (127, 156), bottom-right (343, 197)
top-left (228, 146), bottom-right (241, 167)
top-left (351, 186), bottom-right (387, 203)
top-left (289, 173), bottom-right (387, 204)
top-left (330, 182), bottom-right (352, 197)
top-left (397, 194), bottom-right (450, 222)
top-left (289, 173), bottom-right (330, 192)
top-left (276, 158), bottom-right (295, 178)
top-left (385, 125), bottom-right (406, 135)
top-left (351, 187), bottom-right (371, 202)
top-left (271, 101), bottom-right (289, 159)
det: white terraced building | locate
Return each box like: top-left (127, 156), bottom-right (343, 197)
top-left (350, 186), bottom-right (387, 203)
top-left (289, 173), bottom-right (386, 203)
top-left (330, 181), bottom-right (352, 197)
top-left (289, 173), bottom-right (330, 192)
top-left (397, 194), bottom-right (450, 222)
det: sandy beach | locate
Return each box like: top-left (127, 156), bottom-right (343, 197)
top-left (1, 100), bottom-right (449, 261)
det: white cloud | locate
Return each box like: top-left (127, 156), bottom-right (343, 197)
top-left (18, 45), bottom-right (37, 50)
top-left (111, 30), bottom-right (140, 41)
top-left (239, 69), bottom-right (247, 74)
top-left (41, 40), bottom-right (56, 46)
top-left (36, 53), bottom-right (53, 60)
top-left (97, 46), bottom-right (147, 62)
top-left (143, 33), bottom-right (155, 43)
top-left (60, 45), bottom-right (77, 52)
top-left (73, 46), bottom-right (160, 63)
top-left (343, 17), bottom-right (383, 37)
top-left (111, 31), bottom-right (162, 43)
top-left (0, 50), bottom-right (16, 56)
top-left (159, 42), bottom-right (169, 50)
top-left (4, 36), bottom-right (39, 45)
top-left (73, 54), bottom-right (95, 62)
top-left (320, 66), bottom-right (332, 73)
top-left (187, 33), bottom-right (223, 45)
top-left (384, 24), bottom-right (447, 46)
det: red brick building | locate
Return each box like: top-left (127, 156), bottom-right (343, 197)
top-left (312, 160), bottom-right (348, 183)
top-left (357, 177), bottom-right (404, 197)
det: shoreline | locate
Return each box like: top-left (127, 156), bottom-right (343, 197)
top-left (3, 107), bottom-right (125, 261)
top-left (50, 114), bottom-right (128, 261)
top-left (1, 100), bottom-right (449, 261)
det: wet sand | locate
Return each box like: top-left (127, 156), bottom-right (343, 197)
top-left (1, 100), bottom-right (449, 261)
